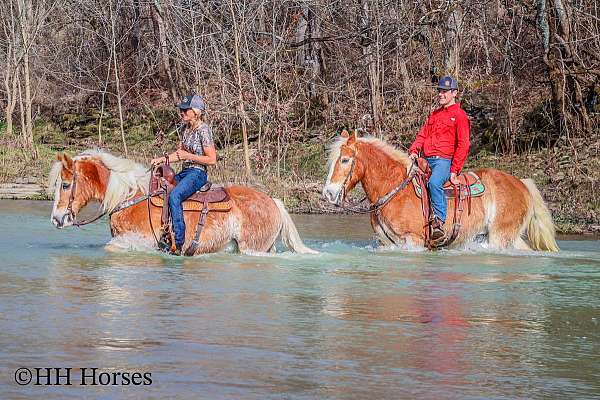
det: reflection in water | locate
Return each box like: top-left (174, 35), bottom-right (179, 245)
top-left (1, 201), bottom-right (600, 399)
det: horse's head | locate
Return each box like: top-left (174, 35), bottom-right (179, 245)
top-left (322, 130), bottom-right (365, 205)
top-left (49, 153), bottom-right (106, 228)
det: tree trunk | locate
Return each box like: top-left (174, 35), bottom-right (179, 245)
top-left (537, 0), bottom-right (593, 135)
top-left (16, 0), bottom-right (34, 154)
top-left (151, 1), bottom-right (178, 103)
top-left (360, 0), bottom-right (383, 135)
top-left (444, 1), bottom-right (463, 77)
top-left (229, 0), bottom-right (252, 177)
top-left (109, 0), bottom-right (127, 156)
top-left (3, 43), bottom-right (19, 136)
top-left (416, 2), bottom-right (438, 83)
top-left (17, 77), bottom-right (26, 150)
top-left (295, 6), bottom-right (323, 105)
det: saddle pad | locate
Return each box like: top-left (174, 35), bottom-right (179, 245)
top-left (412, 172), bottom-right (485, 199)
top-left (150, 196), bottom-right (232, 212)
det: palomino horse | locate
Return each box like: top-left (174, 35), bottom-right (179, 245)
top-left (322, 131), bottom-right (559, 251)
top-left (48, 150), bottom-right (316, 255)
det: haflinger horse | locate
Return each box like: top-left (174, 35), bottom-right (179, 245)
top-left (322, 130), bottom-right (559, 251)
top-left (48, 149), bottom-right (317, 255)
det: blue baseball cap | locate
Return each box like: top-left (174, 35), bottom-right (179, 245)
top-left (176, 94), bottom-right (205, 110)
top-left (437, 75), bottom-right (459, 90)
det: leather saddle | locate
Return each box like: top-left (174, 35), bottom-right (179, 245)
top-left (412, 157), bottom-right (483, 249)
top-left (149, 164), bottom-right (230, 206)
top-left (412, 158), bottom-right (485, 199)
top-left (149, 164), bottom-right (231, 256)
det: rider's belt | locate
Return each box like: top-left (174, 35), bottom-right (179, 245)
top-left (181, 161), bottom-right (207, 171)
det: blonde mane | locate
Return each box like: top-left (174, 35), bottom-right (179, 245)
top-left (47, 149), bottom-right (150, 213)
top-left (327, 135), bottom-right (412, 172)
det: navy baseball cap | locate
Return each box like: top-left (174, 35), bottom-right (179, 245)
top-left (176, 94), bottom-right (205, 110)
top-left (436, 76), bottom-right (459, 90)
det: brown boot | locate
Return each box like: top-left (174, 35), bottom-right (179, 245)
top-left (430, 216), bottom-right (446, 242)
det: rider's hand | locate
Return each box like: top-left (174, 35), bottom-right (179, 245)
top-left (450, 172), bottom-right (460, 185)
top-left (175, 149), bottom-right (188, 161)
top-left (409, 153), bottom-right (418, 161)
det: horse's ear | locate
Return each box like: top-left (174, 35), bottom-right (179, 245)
top-left (57, 153), bottom-right (74, 172)
top-left (341, 129), bottom-right (349, 138)
top-left (347, 133), bottom-right (357, 145)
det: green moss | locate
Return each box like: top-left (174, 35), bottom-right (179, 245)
top-left (296, 143), bottom-right (327, 178)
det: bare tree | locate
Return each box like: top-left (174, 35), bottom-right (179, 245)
top-left (444, 1), bottom-right (464, 76)
top-left (537, 0), bottom-right (596, 135)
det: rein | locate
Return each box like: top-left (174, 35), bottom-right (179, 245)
top-left (337, 160), bottom-right (418, 214)
top-left (62, 164), bottom-right (108, 227)
top-left (62, 160), bottom-right (157, 227)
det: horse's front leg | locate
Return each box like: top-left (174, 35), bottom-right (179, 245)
top-left (370, 213), bottom-right (425, 249)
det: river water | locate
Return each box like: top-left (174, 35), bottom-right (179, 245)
top-left (1, 200), bottom-right (599, 399)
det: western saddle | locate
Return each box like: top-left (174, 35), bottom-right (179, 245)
top-left (412, 158), bottom-right (485, 249)
top-left (150, 163), bottom-right (231, 256)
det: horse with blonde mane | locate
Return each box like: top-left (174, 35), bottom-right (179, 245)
top-left (323, 131), bottom-right (559, 251)
top-left (48, 150), bottom-right (316, 255)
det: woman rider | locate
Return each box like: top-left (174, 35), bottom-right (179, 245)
top-left (151, 94), bottom-right (217, 255)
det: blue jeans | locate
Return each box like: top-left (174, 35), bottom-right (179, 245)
top-left (169, 168), bottom-right (208, 249)
top-left (426, 157), bottom-right (451, 223)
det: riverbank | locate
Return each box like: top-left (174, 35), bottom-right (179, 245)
top-left (1, 122), bottom-right (598, 234)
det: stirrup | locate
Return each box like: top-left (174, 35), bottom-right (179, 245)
top-left (431, 226), bottom-right (445, 241)
top-left (157, 230), bottom-right (173, 253)
top-left (157, 238), bottom-right (170, 252)
top-left (429, 216), bottom-right (446, 242)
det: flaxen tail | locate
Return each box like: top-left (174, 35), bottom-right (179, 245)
top-left (521, 179), bottom-right (559, 252)
top-left (273, 198), bottom-right (318, 254)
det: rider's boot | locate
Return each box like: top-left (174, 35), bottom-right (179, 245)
top-left (430, 216), bottom-right (446, 243)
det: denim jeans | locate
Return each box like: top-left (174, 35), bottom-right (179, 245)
top-left (169, 168), bottom-right (208, 249)
top-left (425, 157), bottom-right (451, 222)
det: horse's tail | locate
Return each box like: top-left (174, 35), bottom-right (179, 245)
top-left (272, 198), bottom-right (318, 254)
top-left (521, 178), bottom-right (559, 252)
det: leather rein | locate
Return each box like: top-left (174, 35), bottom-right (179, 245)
top-left (61, 164), bottom-right (106, 227)
top-left (62, 160), bottom-right (154, 227)
top-left (336, 157), bottom-right (418, 215)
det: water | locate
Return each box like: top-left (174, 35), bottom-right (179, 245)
top-left (1, 200), bottom-right (599, 399)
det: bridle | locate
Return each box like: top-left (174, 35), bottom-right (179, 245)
top-left (61, 160), bottom-right (107, 227)
top-left (333, 154), bottom-right (418, 215)
top-left (60, 160), bottom-right (162, 230)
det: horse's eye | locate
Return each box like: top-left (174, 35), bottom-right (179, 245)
top-left (340, 158), bottom-right (350, 164)
top-left (62, 182), bottom-right (71, 190)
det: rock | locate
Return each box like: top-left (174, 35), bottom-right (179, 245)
top-left (13, 176), bottom-right (37, 184)
top-left (552, 172), bottom-right (565, 182)
top-left (0, 183), bottom-right (46, 199)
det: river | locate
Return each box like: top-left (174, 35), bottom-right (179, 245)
top-left (1, 200), bottom-right (599, 399)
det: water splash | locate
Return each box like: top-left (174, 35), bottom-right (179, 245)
top-left (105, 233), bottom-right (156, 252)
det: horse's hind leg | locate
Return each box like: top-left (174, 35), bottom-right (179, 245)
top-left (236, 231), bottom-right (279, 254)
top-left (488, 217), bottom-right (525, 249)
top-left (183, 212), bottom-right (233, 254)
top-left (233, 201), bottom-right (282, 254)
top-left (513, 236), bottom-right (531, 251)
top-left (487, 203), bottom-right (529, 250)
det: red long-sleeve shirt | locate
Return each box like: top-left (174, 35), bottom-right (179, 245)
top-left (409, 103), bottom-right (471, 174)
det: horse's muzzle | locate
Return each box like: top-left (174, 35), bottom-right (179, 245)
top-left (322, 184), bottom-right (343, 206)
top-left (51, 212), bottom-right (73, 229)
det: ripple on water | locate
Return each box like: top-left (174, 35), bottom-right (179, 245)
top-left (2, 204), bottom-right (600, 400)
